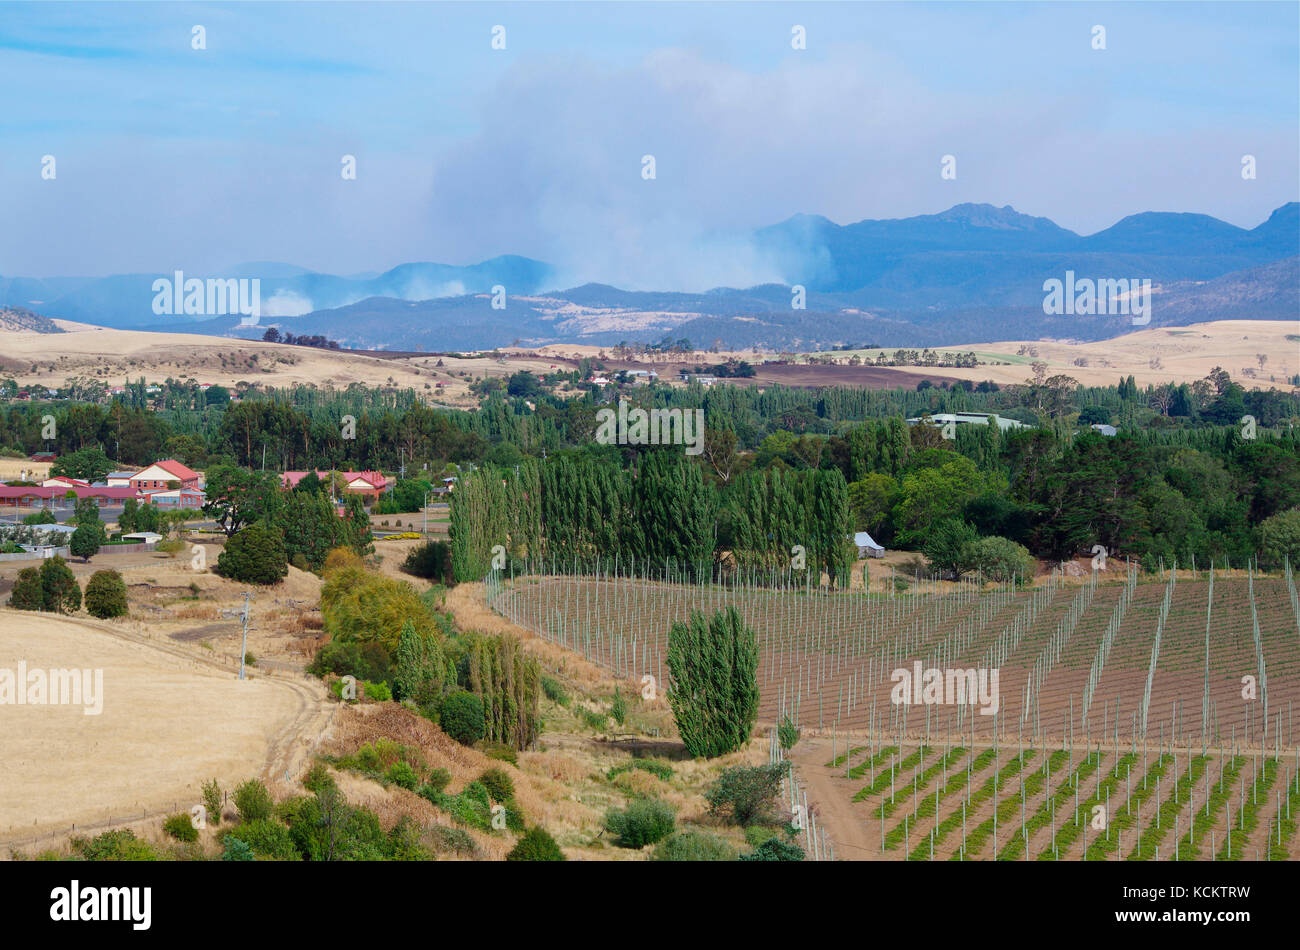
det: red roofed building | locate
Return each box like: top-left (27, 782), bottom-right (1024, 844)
top-left (129, 460), bottom-right (201, 492)
top-left (281, 470), bottom-right (389, 502)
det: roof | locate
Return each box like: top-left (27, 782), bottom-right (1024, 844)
top-left (0, 485), bottom-right (140, 500)
top-left (282, 470), bottom-right (389, 490)
top-left (1090, 424), bottom-right (1118, 437)
top-left (121, 531), bottom-right (163, 541)
top-left (850, 531), bottom-right (884, 550)
top-left (144, 459), bottom-right (200, 481)
top-left (106, 471), bottom-right (137, 479)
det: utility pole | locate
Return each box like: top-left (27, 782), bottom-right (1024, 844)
top-left (423, 490), bottom-right (430, 536)
top-left (221, 592), bottom-right (253, 679)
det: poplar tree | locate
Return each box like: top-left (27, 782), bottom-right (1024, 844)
top-left (666, 606), bottom-right (759, 758)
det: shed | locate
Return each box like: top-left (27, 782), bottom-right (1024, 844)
top-left (851, 531), bottom-right (885, 558)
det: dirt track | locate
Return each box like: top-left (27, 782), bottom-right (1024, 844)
top-left (0, 609), bottom-right (333, 849)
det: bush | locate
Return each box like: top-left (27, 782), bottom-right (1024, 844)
top-left (222, 837), bottom-right (255, 861)
top-left (400, 540), bottom-right (454, 584)
top-left (429, 824), bottom-right (477, 856)
top-left (541, 675), bottom-right (569, 707)
top-left (506, 826), bottom-right (565, 861)
top-left (385, 761), bottom-right (419, 790)
top-left (478, 767), bottom-right (515, 803)
top-left (778, 716), bottom-right (801, 751)
top-left (363, 680), bottom-right (392, 701)
top-left (216, 523), bottom-right (288, 585)
top-left (740, 838), bottom-right (805, 861)
top-left (652, 830), bottom-right (738, 861)
top-left (604, 798), bottom-right (676, 848)
top-left (422, 767), bottom-right (452, 795)
top-left (666, 606), bottom-right (759, 758)
top-left (163, 813), bottom-right (198, 842)
top-left (84, 569), bottom-right (128, 619)
top-left (439, 691), bottom-right (485, 745)
top-left (229, 818), bottom-right (299, 860)
top-left (72, 829), bottom-right (159, 861)
top-left (233, 779), bottom-right (274, 822)
top-left (963, 535), bottom-right (1035, 584)
top-left (290, 552), bottom-right (311, 572)
top-left (483, 742), bottom-right (518, 766)
top-left (610, 688), bottom-right (627, 726)
top-left (705, 764), bottom-right (785, 826)
top-left (201, 778), bottom-right (222, 826)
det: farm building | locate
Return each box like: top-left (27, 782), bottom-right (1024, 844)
top-left (904, 412), bottom-right (1030, 432)
top-left (850, 531), bottom-right (885, 558)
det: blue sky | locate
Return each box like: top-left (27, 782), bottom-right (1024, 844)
top-left (1, 1), bottom-right (1296, 287)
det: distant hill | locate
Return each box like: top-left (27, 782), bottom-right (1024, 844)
top-left (3, 202), bottom-right (1295, 350)
top-left (0, 306), bottom-right (63, 334)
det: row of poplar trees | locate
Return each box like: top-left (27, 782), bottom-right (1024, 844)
top-left (450, 450), bottom-right (853, 587)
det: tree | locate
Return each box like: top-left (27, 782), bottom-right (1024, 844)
top-left (922, 519), bottom-right (979, 579)
top-left (119, 497), bottom-right (139, 533)
top-left (964, 535), bottom-right (1035, 584)
top-left (1257, 507), bottom-right (1300, 570)
top-left (666, 606), bottom-right (759, 759)
top-left (84, 570), bottom-right (128, 618)
top-left (39, 556), bottom-right (81, 613)
top-left (393, 619), bottom-right (450, 708)
top-left (439, 691), bottom-right (485, 745)
top-left (70, 521), bottom-right (104, 562)
top-left (203, 465), bottom-right (281, 536)
top-left (50, 447), bottom-right (113, 484)
top-left (8, 568), bottom-right (43, 611)
top-left (215, 523), bottom-right (288, 585)
top-left (400, 540), bottom-right (453, 584)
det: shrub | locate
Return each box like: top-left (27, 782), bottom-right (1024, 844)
top-left (385, 761), bottom-right (419, 790)
top-left (666, 606), bottom-right (759, 758)
top-left (84, 569), bottom-right (128, 619)
top-left (386, 815), bottom-right (430, 861)
top-left (363, 680), bottom-right (392, 701)
top-left (8, 568), bottom-right (43, 611)
top-left (1258, 507), bottom-right (1300, 570)
top-left (604, 798), bottom-right (676, 848)
top-left (229, 818), bottom-right (299, 860)
top-left (478, 767), bottom-right (515, 803)
top-left (72, 829), bottom-right (158, 861)
top-left (201, 778), bottom-right (222, 826)
top-left (778, 716), bottom-right (801, 752)
top-left (963, 535), bottom-right (1035, 584)
top-left (400, 540), bottom-right (454, 584)
top-left (541, 675), bottom-right (569, 707)
top-left (163, 813), bottom-right (198, 842)
top-left (610, 687), bottom-right (627, 726)
top-left (439, 690), bottom-right (485, 745)
top-left (222, 837), bottom-right (255, 861)
top-left (290, 552), bottom-right (311, 572)
top-left (705, 764), bottom-right (785, 826)
top-left (423, 767), bottom-right (452, 795)
top-left (740, 838), bottom-right (804, 861)
top-left (652, 830), bottom-right (737, 861)
top-left (215, 523), bottom-right (288, 585)
top-left (506, 826), bottom-right (565, 861)
top-left (39, 556), bottom-right (81, 614)
top-left (428, 824), bottom-right (477, 856)
top-left (580, 707), bottom-right (608, 731)
top-left (233, 779), bottom-right (274, 822)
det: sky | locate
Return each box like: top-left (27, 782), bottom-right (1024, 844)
top-left (1, 0), bottom-right (1296, 289)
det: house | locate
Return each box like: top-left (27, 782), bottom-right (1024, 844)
top-left (41, 476), bottom-right (90, 489)
top-left (281, 470), bottom-right (390, 503)
top-left (130, 460), bottom-right (201, 492)
top-left (1090, 424), bottom-right (1118, 437)
top-left (29, 452), bottom-right (56, 463)
top-left (850, 531), bottom-right (886, 558)
top-left (105, 471), bottom-right (138, 487)
top-left (0, 485), bottom-right (139, 509)
top-left (141, 487), bottom-right (206, 509)
top-left (590, 376), bottom-right (610, 387)
top-left (121, 531), bottom-right (163, 544)
top-left (904, 412), bottom-right (1030, 432)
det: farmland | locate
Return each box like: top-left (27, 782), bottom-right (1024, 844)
top-left (485, 561), bottom-right (1300, 859)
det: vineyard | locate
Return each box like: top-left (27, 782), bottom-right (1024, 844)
top-left (485, 560), bottom-right (1300, 860)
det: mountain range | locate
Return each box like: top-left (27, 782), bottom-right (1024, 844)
top-left (2, 202), bottom-right (1295, 351)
